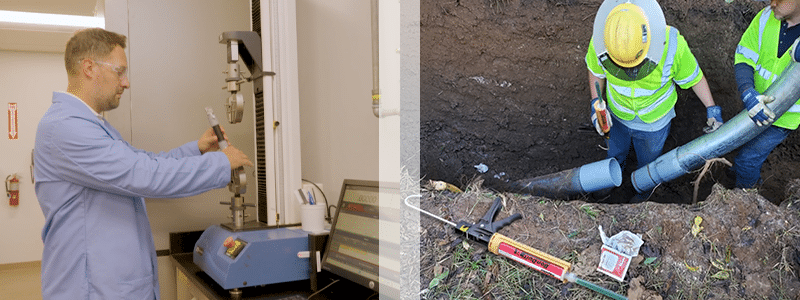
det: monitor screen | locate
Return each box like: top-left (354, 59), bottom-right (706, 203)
top-left (321, 180), bottom-right (401, 298)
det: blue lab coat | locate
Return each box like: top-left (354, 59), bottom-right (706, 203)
top-left (34, 92), bottom-right (231, 299)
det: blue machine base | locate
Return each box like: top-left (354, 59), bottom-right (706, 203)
top-left (193, 225), bottom-right (310, 290)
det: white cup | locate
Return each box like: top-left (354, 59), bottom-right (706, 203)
top-left (301, 204), bottom-right (325, 232)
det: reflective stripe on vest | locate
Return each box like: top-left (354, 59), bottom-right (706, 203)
top-left (758, 7), bottom-right (770, 52)
top-left (606, 27), bottom-right (683, 119)
top-left (736, 44), bottom-right (759, 63)
top-left (754, 7), bottom-right (779, 83)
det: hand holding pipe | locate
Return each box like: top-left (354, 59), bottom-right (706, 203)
top-left (205, 107), bottom-right (229, 149)
top-left (632, 62), bottom-right (800, 193)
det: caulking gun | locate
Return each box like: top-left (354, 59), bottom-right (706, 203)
top-left (405, 195), bottom-right (627, 300)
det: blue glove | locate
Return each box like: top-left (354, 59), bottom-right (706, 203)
top-left (703, 105), bottom-right (723, 133)
top-left (742, 88), bottom-right (775, 126)
top-left (791, 37), bottom-right (800, 63)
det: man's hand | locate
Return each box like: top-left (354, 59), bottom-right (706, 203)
top-left (590, 97), bottom-right (612, 136)
top-left (222, 146), bottom-right (254, 169)
top-left (791, 37), bottom-right (800, 63)
top-left (742, 88), bottom-right (775, 126)
top-left (703, 105), bottom-right (723, 133)
top-left (198, 126), bottom-right (227, 154)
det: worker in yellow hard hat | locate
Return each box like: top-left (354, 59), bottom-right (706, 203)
top-left (585, 0), bottom-right (722, 202)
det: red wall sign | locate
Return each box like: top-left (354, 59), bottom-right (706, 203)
top-left (8, 103), bottom-right (18, 140)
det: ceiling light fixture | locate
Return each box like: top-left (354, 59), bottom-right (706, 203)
top-left (0, 10), bottom-right (104, 30)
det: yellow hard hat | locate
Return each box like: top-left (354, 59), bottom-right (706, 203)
top-left (603, 3), bottom-right (651, 68)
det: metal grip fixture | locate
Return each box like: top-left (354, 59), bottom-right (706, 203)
top-left (219, 196), bottom-right (255, 229)
top-left (219, 31), bottom-right (274, 124)
top-left (205, 107), bottom-right (249, 229)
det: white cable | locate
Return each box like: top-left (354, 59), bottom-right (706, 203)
top-left (403, 195), bottom-right (456, 228)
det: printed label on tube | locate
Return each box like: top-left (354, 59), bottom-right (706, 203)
top-left (497, 242), bottom-right (566, 280)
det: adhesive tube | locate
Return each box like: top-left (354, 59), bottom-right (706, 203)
top-left (205, 107), bottom-right (228, 149)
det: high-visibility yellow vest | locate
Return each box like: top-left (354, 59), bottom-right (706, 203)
top-left (735, 7), bottom-right (800, 130)
top-left (586, 26), bottom-right (703, 123)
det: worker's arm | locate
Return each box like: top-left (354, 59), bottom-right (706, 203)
top-left (690, 76), bottom-right (715, 108)
top-left (39, 117), bottom-right (231, 198)
top-left (735, 62), bottom-right (775, 126)
top-left (588, 71), bottom-right (612, 135)
top-left (588, 71), bottom-right (604, 99)
top-left (691, 76), bottom-right (724, 133)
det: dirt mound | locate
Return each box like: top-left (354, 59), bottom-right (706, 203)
top-left (417, 181), bottom-right (800, 299)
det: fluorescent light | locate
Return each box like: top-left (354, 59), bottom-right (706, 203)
top-left (0, 10), bottom-right (104, 29)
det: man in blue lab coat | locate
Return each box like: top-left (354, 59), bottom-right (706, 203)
top-left (34, 28), bottom-right (253, 299)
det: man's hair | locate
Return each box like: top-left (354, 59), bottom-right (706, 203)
top-left (64, 28), bottom-right (127, 76)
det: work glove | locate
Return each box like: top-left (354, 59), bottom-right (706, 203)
top-left (590, 97), bottom-right (613, 136)
top-left (791, 37), bottom-right (800, 63)
top-left (703, 105), bottom-right (723, 133)
top-left (742, 87), bottom-right (775, 126)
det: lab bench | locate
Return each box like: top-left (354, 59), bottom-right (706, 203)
top-left (169, 230), bottom-right (374, 300)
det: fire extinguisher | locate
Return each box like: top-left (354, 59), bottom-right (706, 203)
top-left (6, 174), bottom-right (19, 206)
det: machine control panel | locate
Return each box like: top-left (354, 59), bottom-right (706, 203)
top-left (224, 237), bottom-right (247, 259)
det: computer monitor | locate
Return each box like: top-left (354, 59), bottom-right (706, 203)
top-left (321, 179), bottom-right (401, 298)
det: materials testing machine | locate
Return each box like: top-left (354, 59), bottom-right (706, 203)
top-left (193, 29), bottom-right (314, 296)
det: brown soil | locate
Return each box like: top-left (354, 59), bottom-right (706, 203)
top-left (418, 0), bottom-right (800, 298)
top-left (416, 181), bottom-right (800, 299)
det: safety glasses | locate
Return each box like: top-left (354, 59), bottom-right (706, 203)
top-left (93, 60), bottom-right (128, 79)
top-left (598, 53), bottom-right (658, 81)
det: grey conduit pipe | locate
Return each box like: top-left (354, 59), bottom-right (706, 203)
top-left (371, 0), bottom-right (382, 117)
top-left (632, 62), bottom-right (800, 193)
top-left (502, 158), bottom-right (622, 199)
top-left (370, 0), bottom-right (399, 118)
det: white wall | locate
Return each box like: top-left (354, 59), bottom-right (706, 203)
top-left (0, 50), bottom-right (63, 264)
top-left (297, 0), bottom-right (379, 206)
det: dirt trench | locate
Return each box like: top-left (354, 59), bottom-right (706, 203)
top-left (419, 0), bottom-right (800, 204)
